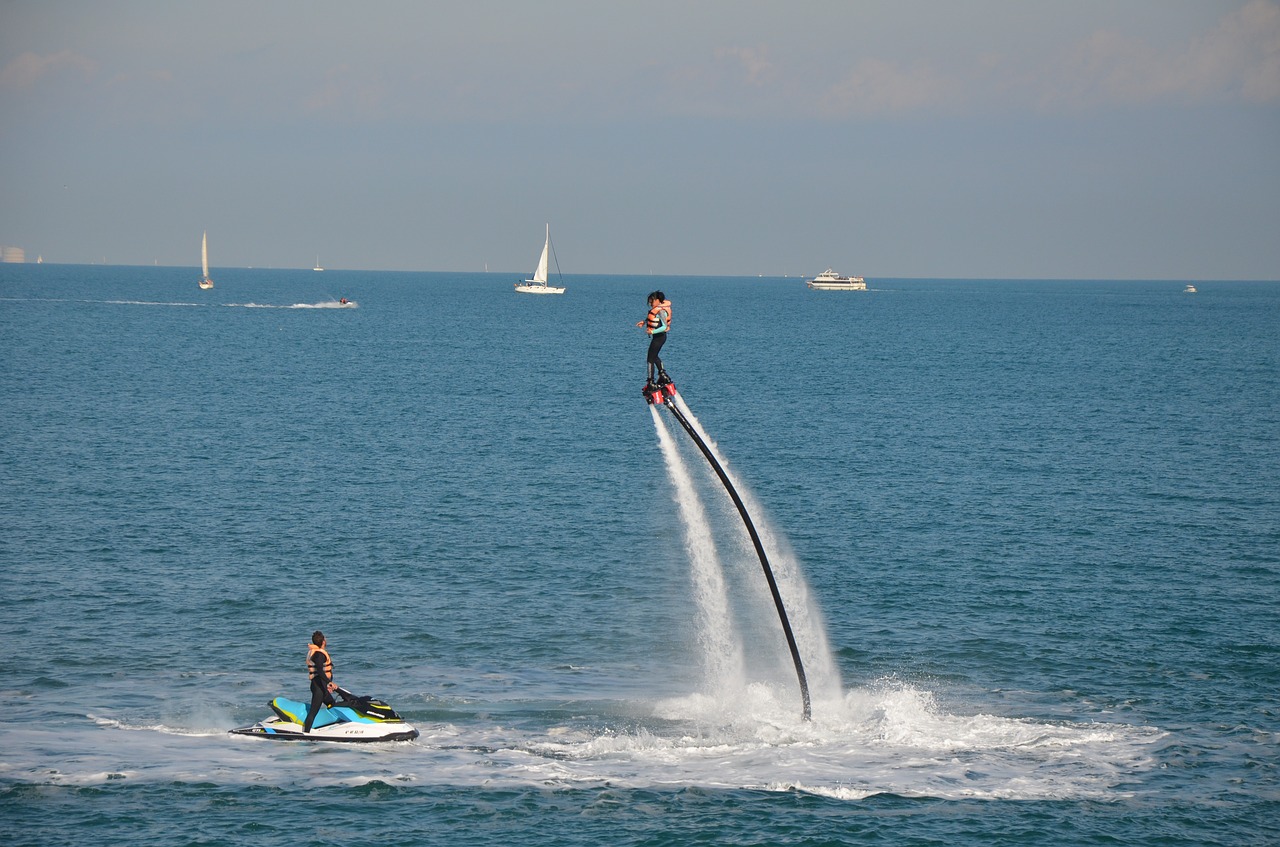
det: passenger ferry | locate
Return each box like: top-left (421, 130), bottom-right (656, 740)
top-left (807, 269), bottom-right (866, 290)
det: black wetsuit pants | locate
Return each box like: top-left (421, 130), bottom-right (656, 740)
top-left (647, 332), bottom-right (667, 379)
top-left (303, 679), bottom-right (336, 732)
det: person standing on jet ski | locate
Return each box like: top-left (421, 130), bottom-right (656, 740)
top-left (637, 290), bottom-right (671, 385)
top-left (303, 630), bottom-right (337, 733)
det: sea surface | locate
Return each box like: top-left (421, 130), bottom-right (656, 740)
top-left (1, 265), bottom-right (1277, 846)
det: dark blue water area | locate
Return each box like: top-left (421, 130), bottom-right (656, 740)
top-left (3, 783), bottom-right (1275, 847)
top-left (2, 265), bottom-right (1278, 845)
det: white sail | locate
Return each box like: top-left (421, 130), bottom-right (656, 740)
top-left (531, 225), bottom-right (549, 284)
top-left (198, 231), bottom-right (214, 289)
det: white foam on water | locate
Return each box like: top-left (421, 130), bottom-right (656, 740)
top-left (102, 299), bottom-right (205, 307)
top-left (0, 678), bottom-right (1164, 801)
top-left (225, 301), bottom-right (356, 309)
top-left (522, 679), bottom-right (1163, 800)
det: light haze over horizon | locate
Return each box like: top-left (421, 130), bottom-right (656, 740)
top-left (2, 1), bottom-right (1277, 279)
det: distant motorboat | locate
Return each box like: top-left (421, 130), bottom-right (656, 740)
top-left (198, 231), bottom-right (214, 289)
top-left (1184, 284), bottom-right (1197, 293)
top-left (515, 224), bottom-right (566, 294)
top-left (807, 268), bottom-right (865, 290)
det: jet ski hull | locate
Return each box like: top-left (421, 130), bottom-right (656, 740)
top-left (229, 717), bottom-right (419, 742)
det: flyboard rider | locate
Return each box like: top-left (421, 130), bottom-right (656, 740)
top-left (637, 290), bottom-right (672, 386)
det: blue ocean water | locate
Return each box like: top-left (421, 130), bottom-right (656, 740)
top-left (1, 265), bottom-right (1277, 845)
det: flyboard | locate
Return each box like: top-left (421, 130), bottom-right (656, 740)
top-left (644, 374), bottom-right (812, 721)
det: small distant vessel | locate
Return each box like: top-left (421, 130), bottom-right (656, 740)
top-left (515, 224), bottom-right (566, 294)
top-left (313, 255), bottom-right (324, 272)
top-left (198, 231), bottom-right (214, 289)
top-left (807, 268), bottom-right (865, 290)
top-left (1184, 284), bottom-right (1197, 293)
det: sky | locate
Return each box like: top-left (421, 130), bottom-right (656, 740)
top-left (1, 0), bottom-right (1277, 279)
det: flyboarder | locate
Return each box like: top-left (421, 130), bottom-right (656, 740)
top-left (637, 290), bottom-right (672, 386)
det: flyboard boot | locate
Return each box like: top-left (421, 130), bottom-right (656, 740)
top-left (643, 369), bottom-right (676, 405)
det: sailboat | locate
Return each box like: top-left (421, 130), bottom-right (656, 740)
top-left (198, 231), bottom-right (214, 289)
top-left (514, 224), bottom-right (566, 294)
top-left (313, 255), bottom-right (324, 271)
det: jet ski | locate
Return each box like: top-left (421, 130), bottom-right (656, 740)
top-left (230, 687), bottom-right (419, 743)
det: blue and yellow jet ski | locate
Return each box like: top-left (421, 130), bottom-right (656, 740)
top-left (230, 687), bottom-right (418, 743)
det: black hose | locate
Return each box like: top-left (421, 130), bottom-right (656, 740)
top-left (663, 397), bottom-right (812, 721)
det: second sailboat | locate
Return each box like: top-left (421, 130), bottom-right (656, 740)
top-left (515, 224), bottom-right (566, 294)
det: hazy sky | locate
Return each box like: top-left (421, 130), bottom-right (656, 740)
top-left (2, 0), bottom-right (1277, 278)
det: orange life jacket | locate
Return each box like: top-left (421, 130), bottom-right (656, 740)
top-left (307, 644), bottom-right (333, 681)
top-left (646, 301), bottom-right (671, 334)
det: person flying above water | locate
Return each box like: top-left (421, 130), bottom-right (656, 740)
top-left (303, 630), bottom-right (337, 733)
top-left (637, 290), bottom-right (672, 386)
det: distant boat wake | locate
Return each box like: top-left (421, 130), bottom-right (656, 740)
top-left (285, 300), bottom-right (357, 309)
top-left (0, 296), bottom-right (357, 310)
top-left (242, 300), bottom-right (357, 309)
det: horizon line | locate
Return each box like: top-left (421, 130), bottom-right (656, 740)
top-left (2, 262), bottom-right (1276, 284)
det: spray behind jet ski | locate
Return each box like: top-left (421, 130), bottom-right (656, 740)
top-left (644, 371), bottom-right (812, 721)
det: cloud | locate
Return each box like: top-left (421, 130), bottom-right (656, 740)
top-left (714, 46), bottom-right (776, 87)
top-left (0, 50), bottom-right (97, 90)
top-left (761, 1), bottom-right (1280, 120)
top-left (1201, 0), bottom-right (1280, 102)
top-left (303, 64), bottom-right (388, 119)
top-left (663, 49), bottom-right (961, 120)
top-left (820, 58), bottom-right (961, 117)
top-left (1036, 0), bottom-right (1280, 109)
